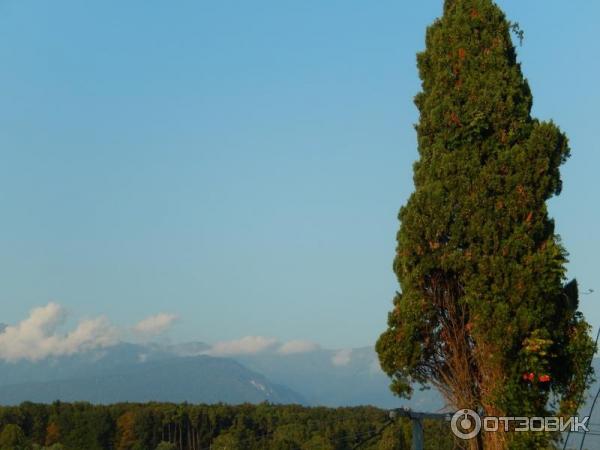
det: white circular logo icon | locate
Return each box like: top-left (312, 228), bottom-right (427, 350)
top-left (451, 409), bottom-right (481, 440)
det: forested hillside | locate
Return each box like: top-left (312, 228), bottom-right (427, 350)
top-left (0, 402), bottom-right (456, 450)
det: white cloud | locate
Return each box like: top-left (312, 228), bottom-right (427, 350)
top-left (0, 303), bottom-right (119, 362)
top-left (277, 340), bottom-right (320, 355)
top-left (0, 305), bottom-right (330, 363)
top-left (133, 313), bottom-right (178, 337)
top-left (207, 336), bottom-right (277, 356)
top-left (331, 348), bottom-right (352, 366)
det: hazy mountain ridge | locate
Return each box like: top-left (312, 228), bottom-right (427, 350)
top-left (237, 346), bottom-right (444, 410)
top-left (0, 341), bottom-right (443, 409)
top-left (0, 354), bottom-right (304, 405)
top-left (0, 342), bottom-right (172, 386)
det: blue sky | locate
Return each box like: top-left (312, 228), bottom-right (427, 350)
top-left (1, 1), bottom-right (598, 349)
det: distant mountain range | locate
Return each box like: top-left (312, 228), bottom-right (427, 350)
top-left (0, 340), bottom-right (443, 410)
top-left (236, 346), bottom-right (442, 410)
top-left (0, 354), bottom-right (302, 405)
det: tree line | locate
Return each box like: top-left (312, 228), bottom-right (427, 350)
top-left (0, 401), bottom-right (458, 450)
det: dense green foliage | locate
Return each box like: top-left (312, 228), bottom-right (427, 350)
top-left (0, 423), bottom-right (29, 450)
top-left (0, 402), bottom-right (457, 450)
top-left (376, 0), bottom-right (595, 448)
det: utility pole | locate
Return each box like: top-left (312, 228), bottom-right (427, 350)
top-left (389, 408), bottom-right (451, 450)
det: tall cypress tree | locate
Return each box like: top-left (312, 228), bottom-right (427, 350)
top-left (376, 1), bottom-right (595, 449)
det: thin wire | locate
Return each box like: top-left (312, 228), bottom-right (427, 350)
top-left (199, 413), bottom-right (396, 450)
top-left (579, 379), bottom-right (600, 450)
top-left (563, 326), bottom-right (600, 450)
top-left (351, 420), bottom-right (394, 449)
top-left (288, 420), bottom-right (395, 450)
top-left (199, 428), bottom-right (275, 450)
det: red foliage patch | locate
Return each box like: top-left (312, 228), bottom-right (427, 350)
top-left (539, 374), bottom-right (551, 383)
